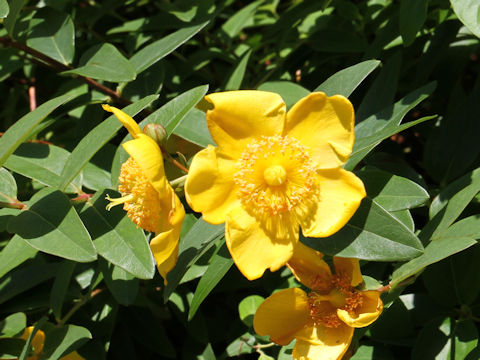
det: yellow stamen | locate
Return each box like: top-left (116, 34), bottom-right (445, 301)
top-left (307, 274), bottom-right (363, 328)
top-left (106, 157), bottom-right (163, 233)
top-left (105, 194), bottom-right (134, 211)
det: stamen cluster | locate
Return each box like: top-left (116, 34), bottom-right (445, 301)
top-left (118, 157), bottom-right (162, 233)
top-left (234, 135), bottom-right (318, 218)
top-left (307, 274), bottom-right (363, 328)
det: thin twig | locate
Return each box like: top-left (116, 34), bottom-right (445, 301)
top-left (0, 36), bottom-right (131, 106)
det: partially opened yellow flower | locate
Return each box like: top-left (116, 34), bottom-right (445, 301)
top-left (254, 243), bottom-right (383, 360)
top-left (184, 91), bottom-right (366, 280)
top-left (1, 326), bottom-right (84, 360)
top-left (103, 105), bottom-right (185, 283)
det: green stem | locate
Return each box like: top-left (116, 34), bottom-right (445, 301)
top-left (169, 175), bottom-right (188, 188)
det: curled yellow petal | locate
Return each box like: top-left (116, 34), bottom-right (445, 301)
top-left (284, 92), bottom-right (355, 169)
top-left (333, 257), bottom-right (363, 287)
top-left (185, 145), bottom-right (240, 225)
top-left (122, 135), bottom-right (167, 198)
top-left (337, 290), bottom-right (383, 328)
top-left (253, 288), bottom-right (312, 346)
top-left (102, 104), bottom-right (142, 138)
top-left (287, 242), bottom-right (332, 290)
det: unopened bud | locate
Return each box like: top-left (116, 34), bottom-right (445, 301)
top-left (143, 123), bottom-right (167, 146)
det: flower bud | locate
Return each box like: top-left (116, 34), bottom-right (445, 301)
top-left (143, 123), bottom-right (167, 146)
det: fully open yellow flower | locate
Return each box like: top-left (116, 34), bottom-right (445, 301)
top-left (0, 327), bottom-right (84, 360)
top-left (103, 105), bottom-right (185, 283)
top-left (254, 243), bottom-right (383, 360)
top-left (184, 91), bottom-right (366, 280)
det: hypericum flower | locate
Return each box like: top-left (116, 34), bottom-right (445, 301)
top-left (1, 326), bottom-right (84, 360)
top-left (254, 243), bottom-right (383, 360)
top-left (184, 91), bottom-right (366, 280)
top-left (103, 105), bottom-right (185, 283)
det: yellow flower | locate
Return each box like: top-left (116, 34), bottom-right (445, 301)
top-left (184, 91), bottom-right (366, 280)
top-left (1, 327), bottom-right (85, 360)
top-left (102, 105), bottom-right (185, 283)
top-left (253, 243), bottom-right (383, 360)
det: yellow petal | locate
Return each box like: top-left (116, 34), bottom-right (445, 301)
top-left (337, 290), bottom-right (383, 328)
top-left (225, 206), bottom-right (297, 280)
top-left (293, 324), bottom-right (354, 360)
top-left (60, 351), bottom-right (85, 360)
top-left (253, 288), bottom-right (312, 346)
top-left (122, 135), bottom-right (167, 198)
top-left (301, 168), bottom-right (366, 237)
top-left (287, 242), bottom-right (332, 290)
top-left (20, 327), bottom-right (45, 355)
top-left (333, 257), bottom-right (363, 287)
top-left (284, 92), bottom-right (355, 169)
top-left (150, 185), bottom-right (185, 283)
top-left (185, 146), bottom-right (241, 224)
top-left (102, 104), bottom-right (142, 138)
top-left (205, 91), bottom-right (286, 156)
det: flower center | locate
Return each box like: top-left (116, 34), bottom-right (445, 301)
top-left (234, 135), bottom-right (317, 217)
top-left (106, 157), bottom-right (162, 233)
top-left (263, 165), bottom-right (287, 186)
top-left (307, 275), bottom-right (363, 328)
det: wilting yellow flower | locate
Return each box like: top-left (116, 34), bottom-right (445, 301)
top-left (184, 91), bottom-right (365, 280)
top-left (103, 105), bottom-right (185, 283)
top-left (1, 327), bottom-right (84, 360)
top-left (254, 243), bottom-right (383, 360)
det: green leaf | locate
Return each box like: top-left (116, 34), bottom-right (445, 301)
top-left (422, 167), bottom-right (480, 242)
top-left (5, 143), bottom-right (82, 193)
top-left (304, 197), bottom-right (424, 261)
top-left (423, 245), bottom-right (480, 307)
top-left (82, 161), bottom-right (112, 191)
top-left (3, 0), bottom-right (26, 36)
top-left (399, 0), bottom-right (428, 46)
top-left (0, 0), bottom-right (9, 18)
top-left (100, 259), bottom-right (139, 306)
top-left (63, 44), bottom-right (136, 82)
top-left (453, 321), bottom-right (479, 360)
top-left (58, 95), bottom-right (157, 191)
top-left (412, 317), bottom-right (450, 360)
top-left (50, 261), bottom-right (76, 320)
top-left (221, 0), bottom-right (263, 38)
top-left (412, 317), bottom-right (478, 360)
top-left (188, 242), bottom-right (233, 320)
top-left (345, 82), bottom-right (437, 170)
top-left (0, 263), bottom-right (59, 304)
top-left (224, 49), bottom-right (252, 90)
top-left (391, 237), bottom-right (477, 288)
top-left (26, 8), bottom-right (75, 65)
top-left (257, 81), bottom-right (310, 109)
top-left (314, 59), bottom-right (381, 97)
top-left (111, 86), bottom-right (208, 184)
top-left (0, 92), bottom-right (74, 168)
top-left (79, 190), bottom-right (155, 279)
top-left (451, 0), bottom-right (480, 39)
top-left (164, 217), bottom-right (224, 301)
top-left (0, 236), bottom-right (37, 279)
top-left (42, 324), bottom-right (92, 360)
top-left (144, 84), bottom-right (209, 135)
top-left (238, 295), bottom-right (264, 327)
top-left (391, 209), bottom-right (415, 232)
top-left (131, 21), bottom-right (209, 74)
top-left (7, 189), bottom-right (97, 262)
top-left (0, 167), bottom-right (17, 203)
top-left (0, 338), bottom-right (26, 359)
top-left (356, 53), bottom-right (402, 122)
top-left (0, 313), bottom-right (26, 338)
top-left (173, 108), bottom-right (214, 148)
top-left (358, 169), bottom-right (429, 211)
top-left (442, 215), bottom-right (480, 240)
